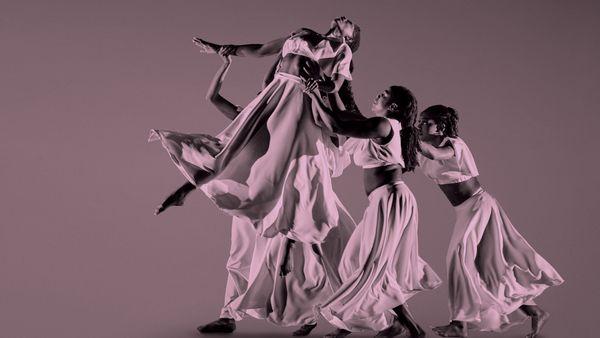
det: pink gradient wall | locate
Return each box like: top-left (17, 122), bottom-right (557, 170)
top-left (2, 1), bottom-right (598, 337)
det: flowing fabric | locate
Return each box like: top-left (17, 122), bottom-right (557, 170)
top-left (318, 182), bottom-right (442, 332)
top-left (447, 189), bottom-right (564, 331)
top-left (227, 196), bottom-right (356, 327)
top-left (150, 73), bottom-right (344, 244)
top-left (220, 217), bottom-right (269, 319)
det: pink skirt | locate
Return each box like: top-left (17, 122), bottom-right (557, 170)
top-left (318, 182), bottom-right (442, 332)
top-left (150, 73), bottom-right (345, 244)
top-left (447, 189), bottom-right (564, 331)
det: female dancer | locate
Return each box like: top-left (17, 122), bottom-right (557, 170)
top-left (189, 47), bottom-right (355, 336)
top-left (304, 81), bottom-right (442, 337)
top-left (150, 17), bottom-right (360, 245)
top-left (151, 19), bottom-right (360, 335)
top-left (417, 105), bottom-right (564, 338)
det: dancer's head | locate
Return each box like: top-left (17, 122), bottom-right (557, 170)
top-left (418, 105), bottom-right (459, 140)
top-left (372, 86), bottom-right (419, 172)
top-left (329, 16), bottom-right (361, 52)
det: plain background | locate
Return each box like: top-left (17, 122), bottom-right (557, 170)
top-left (2, 1), bottom-right (598, 337)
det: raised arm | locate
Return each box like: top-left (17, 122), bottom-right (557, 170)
top-left (205, 48), bottom-right (241, 120)
top-left (229, 36), bottom-right (287, 57)
top-left (418, 141), bottom-right (455, 160)
top-left (194, 36), bottom-right (287, 58)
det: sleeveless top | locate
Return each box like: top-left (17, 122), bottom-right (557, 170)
top-left (418, 137), bottom-right (479, 185)
top-left (281, 35), bottom-right (353, 80)
top-left (342, 118), bottom-right (405, 169)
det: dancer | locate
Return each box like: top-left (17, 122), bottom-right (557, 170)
top-left (150, 17), bottom-right (360, 245)
top-left (417, 105), bottom-right (564, 338)
top-left (151, 19), bottom-right (360, 336)
top-left (184, 48), bottom-right (354, 336)
top-left (304, 82), bottom-right (442, 338)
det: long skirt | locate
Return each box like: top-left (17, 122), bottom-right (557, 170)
top-left (227, 196), bottom-right (356, 327)
top-left (149, 72), bottom-right (344, 244)
top-left (220, 217), bottom-right (267, 319)
top-left (447, 188), bottom-right (564, 331)
top-left (318, 181), bottom-right (442, 332)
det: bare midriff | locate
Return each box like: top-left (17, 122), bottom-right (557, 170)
top-left (278, 54), bottom-right (318, 76)
top-left (363, 164), bottom-right (404, 196)
top-left (438, 177), bottom-right (482, 206)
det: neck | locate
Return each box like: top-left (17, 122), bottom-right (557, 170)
top-left (423, 135), bottom-right (446, 147)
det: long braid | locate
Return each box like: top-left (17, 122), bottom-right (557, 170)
top-left (388, 86), bottom-right (419, 172)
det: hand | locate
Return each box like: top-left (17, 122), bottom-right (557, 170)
top-left (218, 46), bottom-right (234, 63)
top-left (154, 190), bottom-right (187, 215)
top-left (302, 77), bottom-right (319, 94)
top-left (192, 37), bottom-right (220, 53)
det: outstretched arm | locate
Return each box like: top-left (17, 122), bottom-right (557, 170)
top-left (418, 141), bottom-right (455, 160)
top-left (306, 85), bottom-right (390, 140)
top-left (230, 36), bottom-right (287, 57)
top-left (194, 36), bottom-right (287, 57)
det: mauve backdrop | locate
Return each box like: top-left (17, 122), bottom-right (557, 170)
top-left (1, 1), bottom-right (598, 337)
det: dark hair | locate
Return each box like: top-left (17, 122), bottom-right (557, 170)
top-left (387, 86), bottom-right (419, 173)
top-left (421, 105), bottom-right (459, 137)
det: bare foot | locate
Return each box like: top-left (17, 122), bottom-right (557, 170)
top-left (293, 323), bottom-right (317, 336)
top-left (324, 328), bottom-right (351, 338)
top-left (155, 190), bottom-right (187, 215)
top-left (375, 318), bottom-right (406, 337)
top-left (197, 317), bottom-right (236, 333)
top-left (526, 311), bottom-right (550, 338)
top-left (192, 37), bottom-right (219, 53)
top-left (432, 322), bottom-right (467, 337)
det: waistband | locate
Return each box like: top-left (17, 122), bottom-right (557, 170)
top-left (368, 180), bottom-right (406, 199)
top-left (275, 72), bottom-right (303, 83)
top-left (454, 187), bottom-right (485, 209)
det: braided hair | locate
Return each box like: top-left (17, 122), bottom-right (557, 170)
top-left (421, 105), bottom-right (459, 137)
top-left (387, 86), bottom-right (419, 173)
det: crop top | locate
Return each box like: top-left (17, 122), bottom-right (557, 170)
top-left (418, 137), bottom-right (479, 185)
top-left (342, 118), bottom-right (404, 169)
top-left (281, 35), bottom-right (353, 80)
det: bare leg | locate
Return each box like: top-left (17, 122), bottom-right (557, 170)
top-left (432, 321), bottom-right (467, 337)
top-left (393, 305), bottom-right (426, 337)
top-left (520, 305), bottom-right (549, 338)
top-left (154, 182), bottom-right (195, 215)
top-left (375, 316), bottom-right (406, 337)
top-left (279, 239), bottom-right (295, 277)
